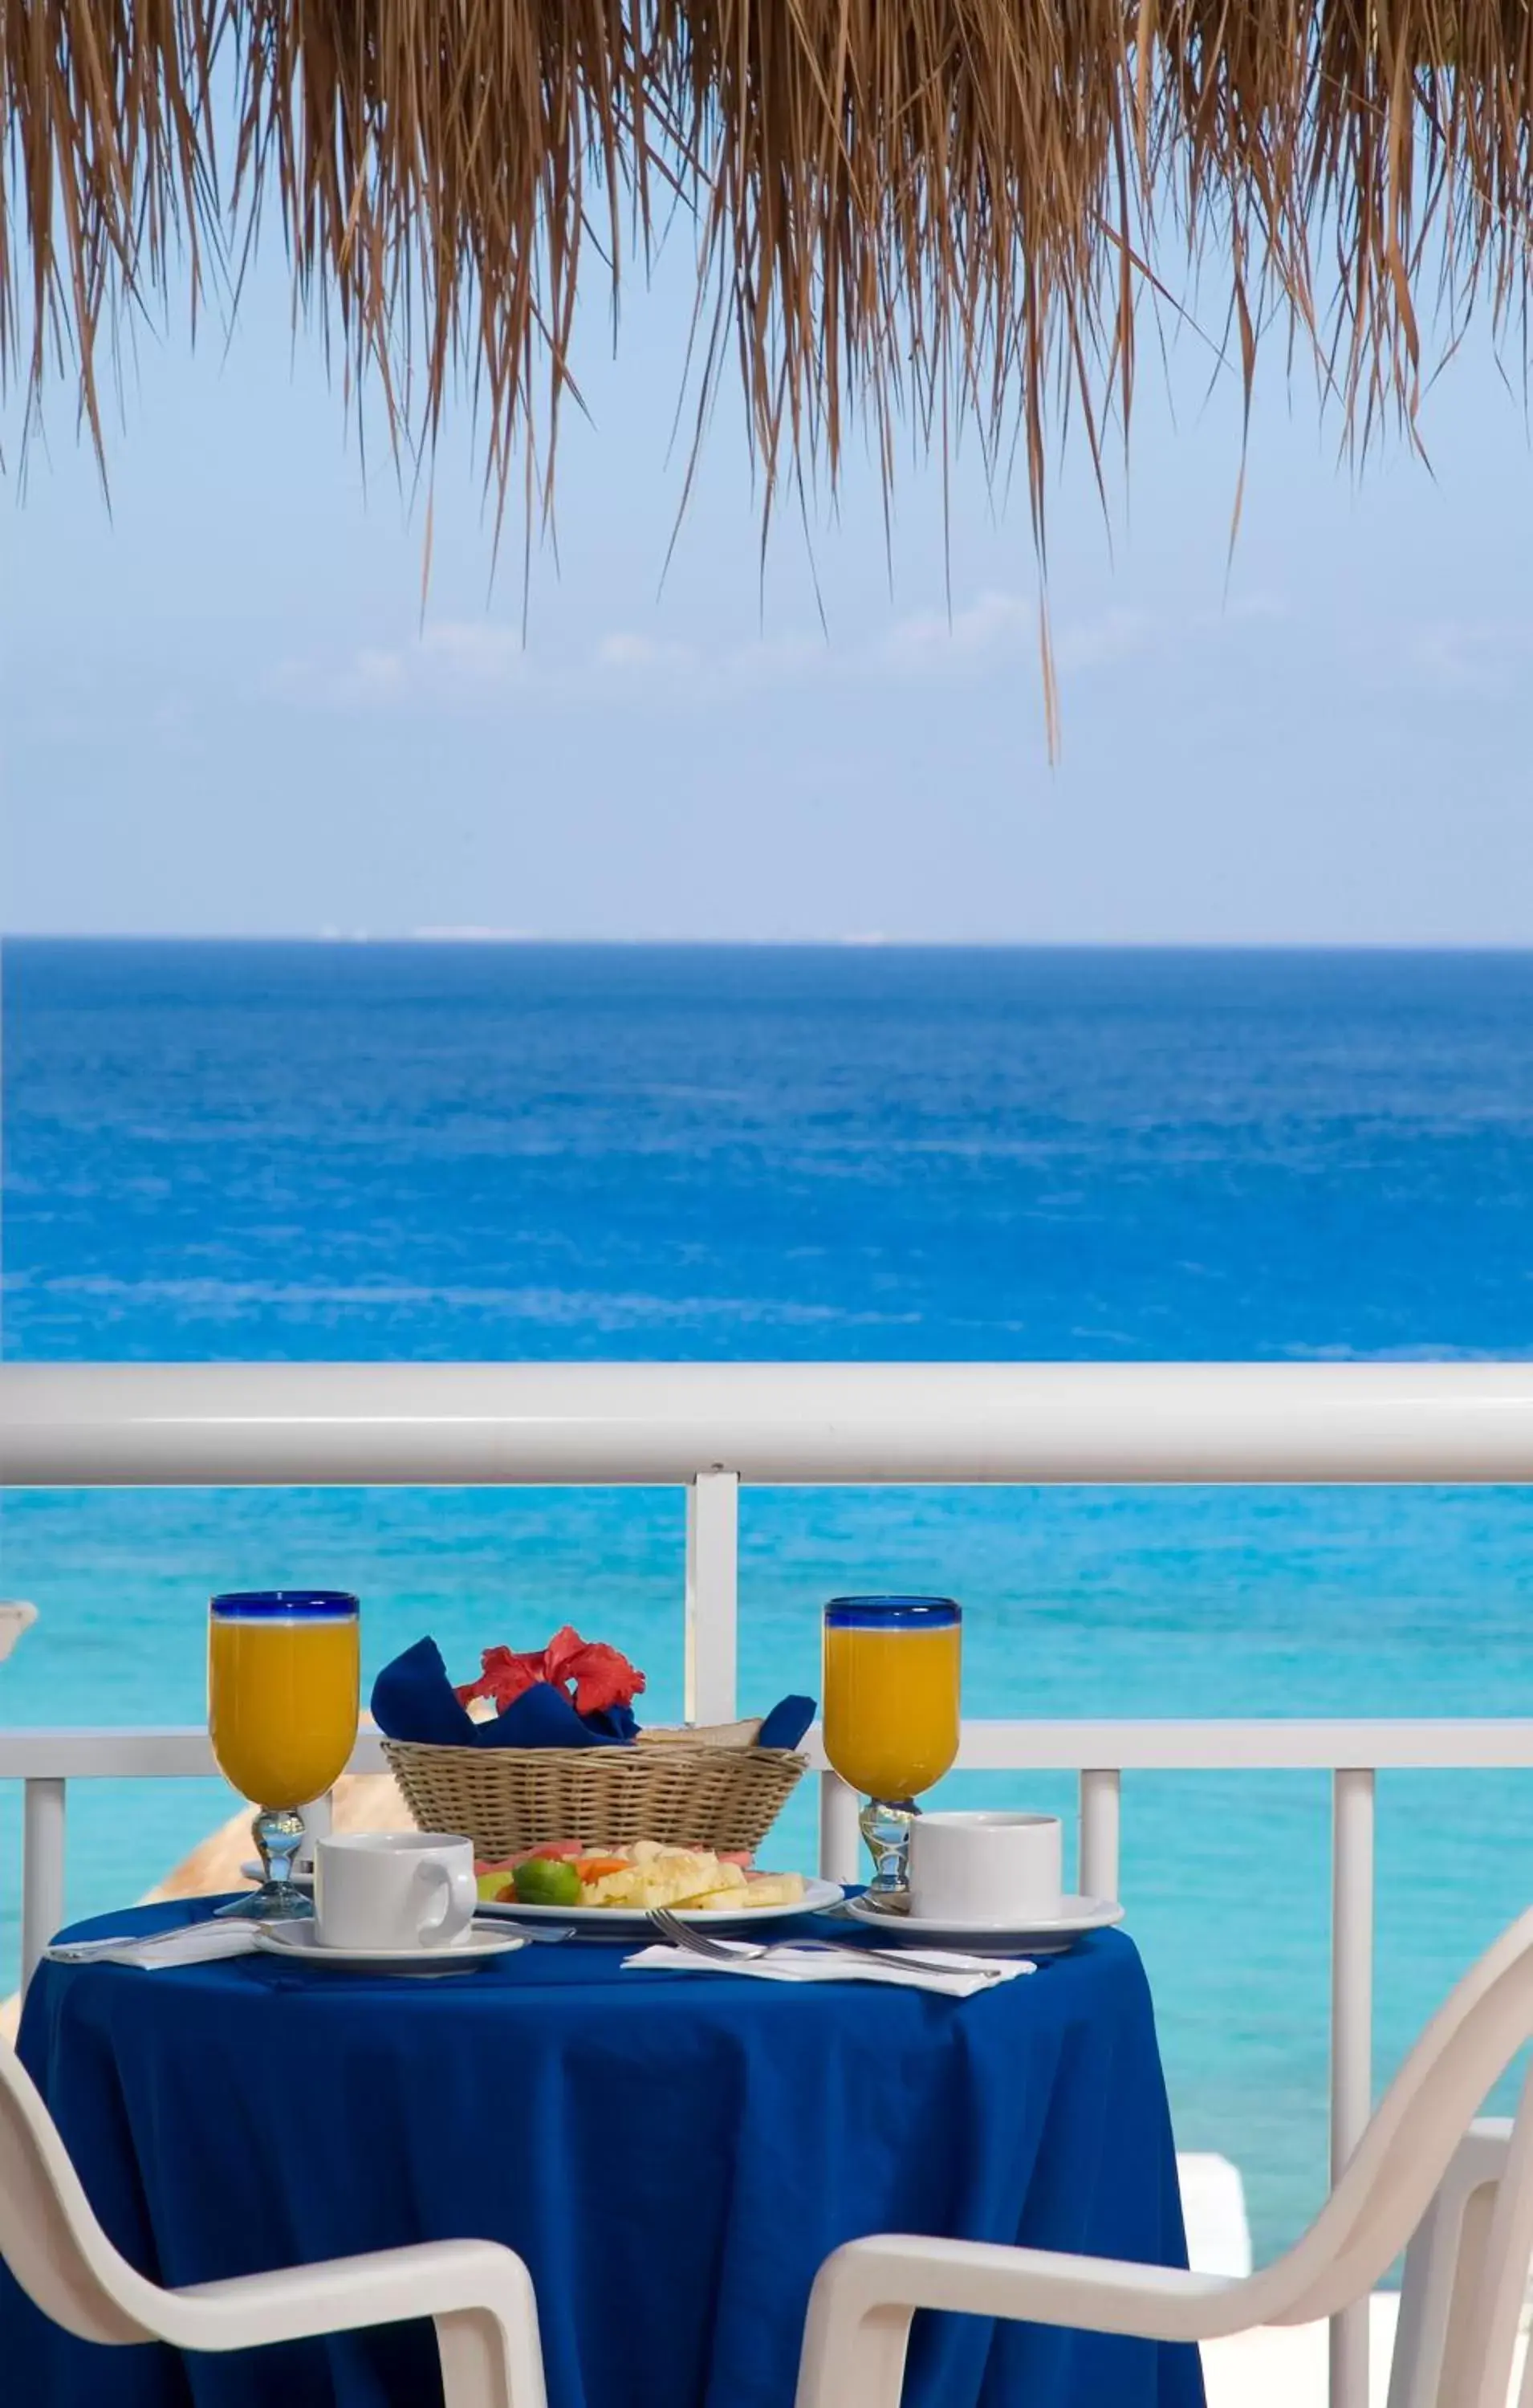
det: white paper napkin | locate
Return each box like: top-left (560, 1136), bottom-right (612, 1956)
top-left (47, 1922), bottom-right (261, 1970)
top-left (623, 1944), bottom-right (1032, 1998)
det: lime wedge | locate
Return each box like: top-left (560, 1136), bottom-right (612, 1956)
top-left (513, 1857), bottom-right (584, 1908)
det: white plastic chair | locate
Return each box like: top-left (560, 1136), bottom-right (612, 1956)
top-left (795, 1906), bottom-right (1533, 2408)
top-left (0, 2036), bottom-right (547, 2408)
top-left (1389, 2117), bottom-right (1527, 2408)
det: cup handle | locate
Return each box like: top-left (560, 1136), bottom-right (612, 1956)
top-left (417, 1860), bottom-right (478, 1948)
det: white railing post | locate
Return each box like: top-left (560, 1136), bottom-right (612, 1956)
top-left (22, 1775), bottom-right (67, 1997)
top-left (819, 1771), bottom-right (861, 1885)
top-left (685, 1469), bottom-right (738, 1726)
top-left (1079, 1768), bottom-right (1122, 1901)
top-left (1330, 1767), bottom-right (1376, 2408)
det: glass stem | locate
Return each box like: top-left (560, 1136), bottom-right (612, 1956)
top-left (860, 1796), bottom-right (920, 1892)
top-left (253, 1806), bottom-right (306, 1888)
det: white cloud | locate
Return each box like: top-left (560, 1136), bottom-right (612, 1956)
top-left (270, 620), bottom-right (525, 706)
top-left (351, 649), bottom-right (408, 696)
top-left (420, 623), bottom-right (529, 686)
top-left (595, 631), bottom-right (700, 677)
top-left (270, 646), bottom-right (406, 707)
top-left (1053, 606), bottom-right (1155, 675)
top-left (1410, 619), bottom-right (1533, 698)
top-left (270, 584), bottom-right (1271, 714)
top-left (877, 590), bottom-right (1027, 671)
top-left (717, 632), bottom-right (827, 692)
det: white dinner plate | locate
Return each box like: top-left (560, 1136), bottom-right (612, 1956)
top-left (477, 1875), bottom-right (845, 1930)
top-left (251, 1919), bottom-right (527, 1972)
top-left (844, 1892), bottom-right (1123, 1952)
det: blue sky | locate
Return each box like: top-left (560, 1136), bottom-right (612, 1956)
top-left (2, 226), bottom-right (1532, 943)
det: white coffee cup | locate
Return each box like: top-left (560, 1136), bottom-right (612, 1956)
top-left (907, 1810), bottom-right (1063, 1925)
top-left (313, 1832), bottom-right (478, 1951)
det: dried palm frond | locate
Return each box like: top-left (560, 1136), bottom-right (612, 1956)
top-left (4, 3), bottom-right (1532, 559)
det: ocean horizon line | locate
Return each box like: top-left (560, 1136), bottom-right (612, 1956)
top-left (6, 932), bottom-right (1533, 957)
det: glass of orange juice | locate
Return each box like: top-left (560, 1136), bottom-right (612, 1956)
top-left (209, 1590), bottom-right (360, 1919)
top-left (822, 1596), bottom-right (962, 1892)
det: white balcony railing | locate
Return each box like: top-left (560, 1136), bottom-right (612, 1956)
top-left (6, 1357), bottom-right (1533, 2408)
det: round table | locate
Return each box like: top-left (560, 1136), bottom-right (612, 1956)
top-left (1, 1904), bottom-right (1206, 2408)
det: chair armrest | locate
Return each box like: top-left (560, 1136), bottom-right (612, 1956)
top-left (156, 2238), bottom-right (535, 2356)
top-left (821, 2232), bottom-right (1241, 2341)
top-left (795, 2232), bottom-right (1250, 2408)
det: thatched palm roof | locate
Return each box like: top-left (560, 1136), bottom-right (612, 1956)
top-left (5, 2), bottom-right (1531, 540)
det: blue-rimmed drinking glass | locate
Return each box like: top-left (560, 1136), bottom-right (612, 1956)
top-left (822, 1597), bottom-right (962, 1891)
top-left (209, 1591), bottom-right (360, 1919)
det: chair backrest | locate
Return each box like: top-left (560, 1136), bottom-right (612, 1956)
top-left (1387, 2119), bottom-right (1514, 2408)
top-left (0, 2039), bottom-right (155, 2345)
top-left (1248, 1906), bottom-right (1533, 2331)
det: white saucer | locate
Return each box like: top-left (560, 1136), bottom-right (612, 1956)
top-left (845, 1892), bottom-right (1123, 1952)
top-left (252, 1919), bottom-right (526, 1972)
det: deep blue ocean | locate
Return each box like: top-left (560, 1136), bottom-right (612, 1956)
top-left (4, 938), bottom-right (1533, 2258)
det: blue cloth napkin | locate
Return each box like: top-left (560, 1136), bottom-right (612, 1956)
top-left (370, 1637), bottom-right (633, 1749)
top-left (372, 1638), bottom-right (808, 1755)
top-left (758, 1694), bottom-right (816, 1750)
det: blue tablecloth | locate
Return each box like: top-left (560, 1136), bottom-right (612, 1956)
top-left (1, 1903), bottom-right (1205, 2408)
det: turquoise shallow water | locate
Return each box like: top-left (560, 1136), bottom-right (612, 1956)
top-left (4, 939), bottom-right (1533, 2259)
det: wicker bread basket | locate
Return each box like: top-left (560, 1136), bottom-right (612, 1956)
top-left (380, 1735), bottom-right (807, 1860)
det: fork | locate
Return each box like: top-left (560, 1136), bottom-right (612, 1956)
top-left (645, 1908), bottom-right (1015, 1979)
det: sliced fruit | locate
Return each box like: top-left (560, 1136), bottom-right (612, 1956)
top-left (572, 1855), bottom-right (628, 1884)
top-left (733, 1874), bottom-right (807, 1911)
top-left (669, 1867), bottom-right (748, 1907)
top-left (582, 1869), bottom-right (643, 1906)
top-left (513, 1857), bottom-right (584, 1908)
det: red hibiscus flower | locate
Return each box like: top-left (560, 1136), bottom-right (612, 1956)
top-left (455, 1629), bottom-right (646, 1719)
top-left (542, 1625), bottom-right (647, 1716)
top-left (454, 1644), bottom-right (547, 1711)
